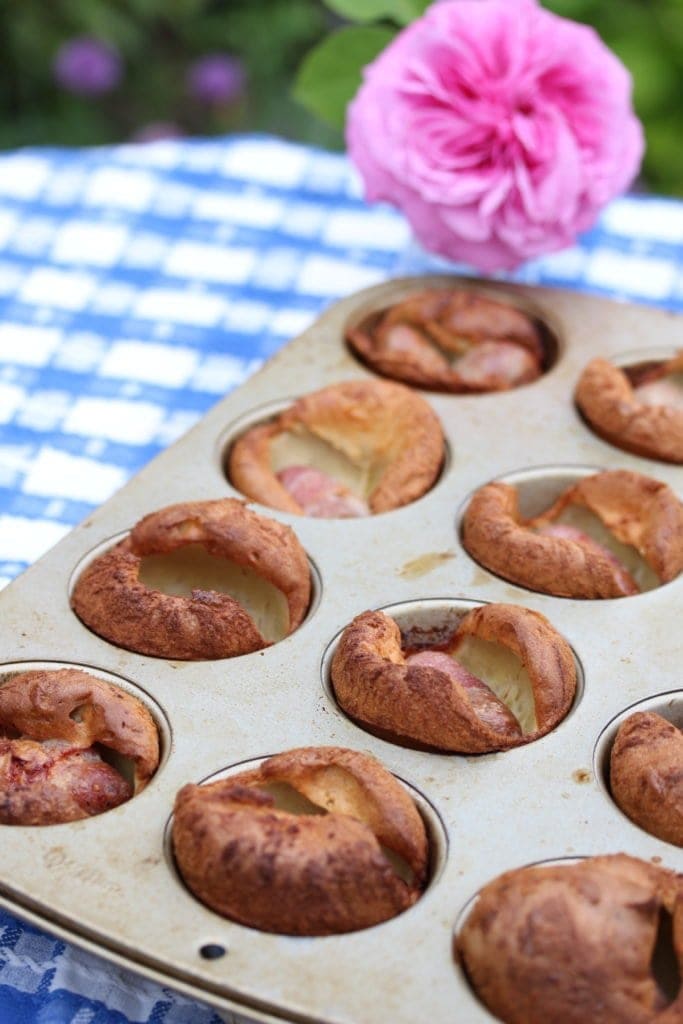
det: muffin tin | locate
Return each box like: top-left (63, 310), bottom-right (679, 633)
top-left (0, 275), bottom-right (681, 1024)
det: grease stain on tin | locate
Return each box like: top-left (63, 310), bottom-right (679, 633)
top-left (398, 551), bottom-right (455, 579)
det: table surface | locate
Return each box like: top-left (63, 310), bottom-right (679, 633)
top-left (0, 133), bottom-right (681, 1024)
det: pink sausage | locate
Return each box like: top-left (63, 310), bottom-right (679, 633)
top-left (539, 524), bottom-right (638, 594)
top-left (456, 340), bottom-right (539, 388)
top-left (277, 466), bottom-right (369, 518)
top-left (406, 650), bottom-right (521, 736)
top-left (1, 738), bottom-right (132, 819)
top-left (382, 323), bottom-right (451, 374)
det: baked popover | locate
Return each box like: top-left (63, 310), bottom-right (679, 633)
top-left (228, 379), bottom-right (444, 517)
top-left (346, 288), bottom-right (545, 393)
top-left (462, 469), bottom-right (683, 598)
top-left (610, 710), bottom-right (683, 847)
top-left (457, 854), bottom-right (683, 1024)
top-left (576, 352), bottom-right (683, 463)
top-left (173, 746), bottom-right (428, 935)
top-left (331, 603), bottom-right (576, 753)
top-left (0, 668), bottom-right (159, 825)
top-left (71, 498), bottom-right (311, 659)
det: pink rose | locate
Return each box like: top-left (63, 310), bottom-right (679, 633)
top-left (346, 0), bottom-right (644, 271)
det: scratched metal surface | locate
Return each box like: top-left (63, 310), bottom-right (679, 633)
top-left (0, 276), bottom-right (681, 1024)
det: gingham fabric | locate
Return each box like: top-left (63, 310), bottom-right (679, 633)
top-left (0, 134), bottom-right (681, 1023)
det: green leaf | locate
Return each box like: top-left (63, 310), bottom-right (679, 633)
top-left (610, 36), bottom-right (678, 115)
top-left (542, 0), bottom-right (601, 21)
top-left (293, 25), bottom-right (396, 128)
top-left (643, 115), bottom-right (683, 196)
top-left (322, 0), bottom-right (431, 26)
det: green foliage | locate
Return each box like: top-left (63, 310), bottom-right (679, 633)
top-left (0, 0), bottom-right (681, 195)
top-left (321, 0), bottom-right (431, 26)
top-left (0, 0), bottom-right (332, 150)
top-left (293, 26), bottom-right (396, 129)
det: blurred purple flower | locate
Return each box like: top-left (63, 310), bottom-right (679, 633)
top-left (132, 122), bottom-right (184, 143)
top-left (186, 54), bottom-right (245, 105)
top-left (53, 36), bottom-right (122, 96)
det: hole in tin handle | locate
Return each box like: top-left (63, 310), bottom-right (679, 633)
top-left (199, 943), bottom-right (227, 960)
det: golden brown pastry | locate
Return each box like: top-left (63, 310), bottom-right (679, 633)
top-left (228, 379), bottom-right (444, 516)
top-left (0, 668), bottom-right (159, 825)
top-left (71, 498), bottom-right (311, 659)
top-left (456, 854), bottom-right (683, 1024)
top-left (610, 711), bottom-right (683, 847)
top-left (462, 469), bottom-right (683, 598)
top-left (173, 746), bottom-right (428, 935)
top-left (346, 288), bottom-right (543, 392)
top-left (331, 603), bottom-right (576, 753)
top-left (576, 352), bottom-right (683, 463)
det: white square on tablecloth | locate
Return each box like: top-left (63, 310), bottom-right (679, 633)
top-left (64, 397), bottom-right (164, 444)
top-left (221, 140), bottom-right (308, 187)
top-left (586, 250), bottom-right (677, 299)
top-left (0, 515), bottom-right (70, 561)
top-left (0, 155), bottom-right (49, 199)
top-left (193, 190), bottom-right (282, 229)
top-left (85, 167), bottom-right (157, 211)
top-left (19, 268), bottom-right (97, 311)
top-left (322, 209), bottom-right (410, 250)
top-left (0, 211), bottom-right (18, 247)
top-left (100, 340), bottom-right (198, 387)
top-left (0, 383), bottom-right (25, 422)
top-left (164, 242), bottom-right (256, 285)
top-left (52, 221), bottom-right (129, 267)
top-left (296, 255), bottom-right (384, 297)
top-left (602, 198), bottom-right (683, 243)
top-left (0, 324), bottom-right (62, 366)
top-left (191, 354), bottom-right (259, 393)
top-left (133, 288), bottom-right (225, 326)
top-left (21, 447), bottom-right (127, 502)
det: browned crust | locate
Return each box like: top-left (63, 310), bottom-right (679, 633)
top-left (330, 604), bottom-right (576, 753)
top-left (456, 854), bottom-right (683, 1024)
top-left (0, 668), bottom-right (159, 790)
top-left (346, 288), bottom-right (542, 393)
top-left (610, 711), bottom-right (683, 847)
top-left (462, 471), bottom-right (683, 598)
top-left (172, 746), bottom-right (428, 935)
top-left (71, 499), bottom-right (311, 659)
top-left (576, 356), bottom-right (683, 464)
top-left (228, 379), bottom-right (445, 515)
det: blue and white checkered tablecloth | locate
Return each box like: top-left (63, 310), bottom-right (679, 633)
top-left (0, 133), bottom-right (681, 1023)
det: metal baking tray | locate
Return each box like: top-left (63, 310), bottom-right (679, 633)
top-left (0, 275), bottom-right (681, 1024)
